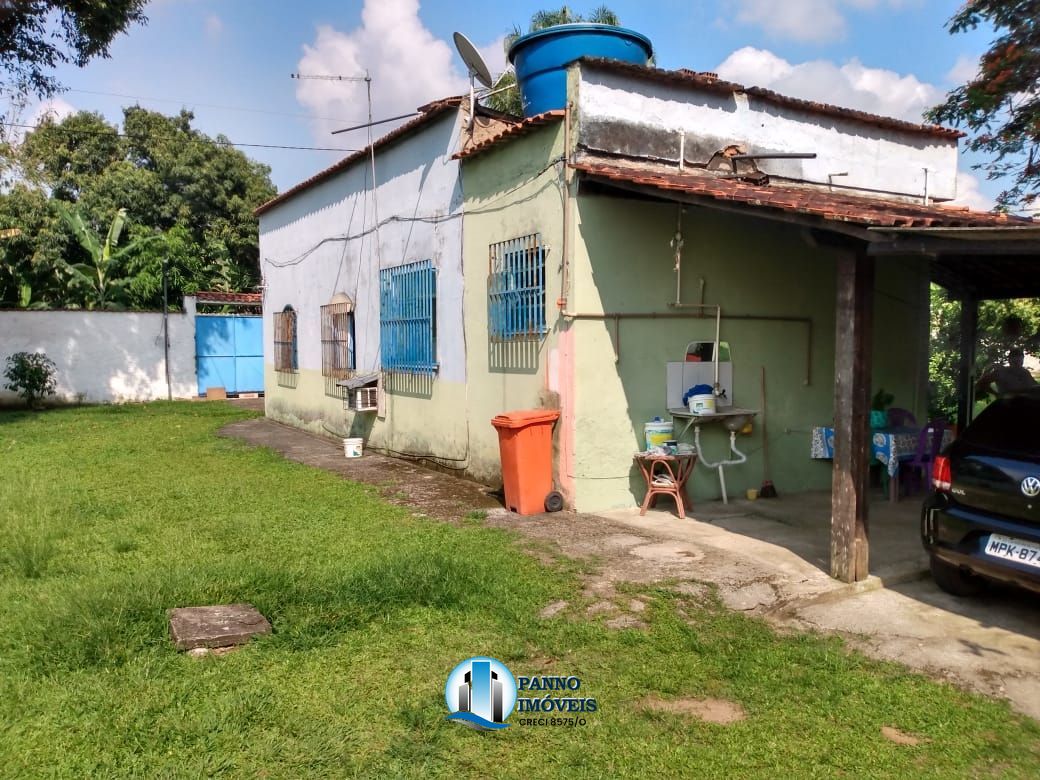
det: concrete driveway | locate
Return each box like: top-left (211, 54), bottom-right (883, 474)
top-left (594, 500), bottom-right (1040, 721)
top-left (222, 416), bottom-right (1040, 720)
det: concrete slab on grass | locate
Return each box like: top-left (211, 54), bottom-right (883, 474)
top-left (168, 604), bottom-right (271, 650)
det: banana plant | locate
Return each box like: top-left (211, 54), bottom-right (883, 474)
top-left (55, 204), bottom-right (162, 310)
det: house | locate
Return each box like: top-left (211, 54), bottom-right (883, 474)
top-left (257, 55), bottom-right (1029, 580)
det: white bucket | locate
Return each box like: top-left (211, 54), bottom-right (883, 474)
top-left (644, 418), bottom-right (674, 451)
top-left (343, 437), bottom-right (363, 458)
top-left (689, 393), bottom-right (716, 415)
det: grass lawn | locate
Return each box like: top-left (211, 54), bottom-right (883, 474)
top-left (1, 403), bottom-right (1037, 778)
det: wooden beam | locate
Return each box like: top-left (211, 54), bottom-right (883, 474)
top-left (868, 238), bottom-right (1040, 256)
top-left (957, 296), bottom-right (978, 433)
top-left (831, 251), bottom-right (874, 582)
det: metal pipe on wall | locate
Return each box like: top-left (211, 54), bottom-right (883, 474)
top-left (559, 105), bottom-right (573, 309)
top-left (560, 309), bottom-right (813, 385)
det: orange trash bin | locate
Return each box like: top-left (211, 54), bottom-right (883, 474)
top-left (491, 409), bottom-right (561, 515)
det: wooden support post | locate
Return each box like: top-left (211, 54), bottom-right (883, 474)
top-left (830, 251), bottom-right (874, 582)
top-left (956, 295), bottom-right (978, 434)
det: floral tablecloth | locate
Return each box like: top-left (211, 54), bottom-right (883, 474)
top-left (810, 426), bottom-right (953, 476)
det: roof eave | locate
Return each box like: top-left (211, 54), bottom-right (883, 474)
top-left (254, 97), bottom-right (464, 217)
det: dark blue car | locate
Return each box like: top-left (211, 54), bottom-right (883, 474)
top-left (921, 389), bottom-right (1040, 596)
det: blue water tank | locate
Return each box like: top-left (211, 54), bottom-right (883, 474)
top-left (508, 24), bottom-right (653, 117)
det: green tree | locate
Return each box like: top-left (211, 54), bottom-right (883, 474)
top-left (928, 285), bottom-right (1040, 420)
top-left (486, 5), bottom-right (621, 115)
top-left (0, 184), bottom-right (72, 308)
top-left (0, 1), bottom-right (148, 100)
top-left (2, 107), bottom-right (277, 309)
top-left (19, 111), bottom-right (123, 198)
top-left (926, 1), bottom-right (1040, 209)
top-left (56, 204), bottom-right (161, 310)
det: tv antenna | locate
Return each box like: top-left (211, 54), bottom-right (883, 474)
top-left (291, 71), bottom-right (382, 268)
top-left (453, 32), bottom-right (493, 125)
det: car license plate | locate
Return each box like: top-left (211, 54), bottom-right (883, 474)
top-left (985, 534), bottom-right (1040, 569)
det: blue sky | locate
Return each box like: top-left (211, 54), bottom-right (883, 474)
top-left (26, 1), bottom-right (1004, 208)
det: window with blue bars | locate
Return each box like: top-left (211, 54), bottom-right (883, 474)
top-left (379, 259), bottom-right (438, 374)
top-left (488, 233), bottom-right (546, 341)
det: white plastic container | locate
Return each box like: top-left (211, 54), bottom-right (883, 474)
top-left (644, 417), bottom-right (673, 451)
top-left (689, 394), bottom-right (716, 415)
top-left (343, 437), bottom-right (363, 458)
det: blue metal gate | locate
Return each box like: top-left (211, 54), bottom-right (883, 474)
top-left (195, 315), bottom-right (264, 395)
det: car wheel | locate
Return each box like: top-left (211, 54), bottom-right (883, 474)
top-left (929, 555), bottom-right (985, 597)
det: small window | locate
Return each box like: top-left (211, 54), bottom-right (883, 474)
top-left (321, 301), bottom-right (355, 377)
top-left (489, 233), bottom-right (547, 342)
top-left (380, 260), bottom-right (437, 374)
top-left (274, 305), bottom-right (297, 373)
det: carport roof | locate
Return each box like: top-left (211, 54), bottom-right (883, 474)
top-left (573, 159), bottom-right (1039, 299)
top-left (571, 159), bottom-right (1028, 229)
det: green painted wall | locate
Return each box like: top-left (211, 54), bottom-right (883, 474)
top-left (459, 123), bottom-right (567, 485)
top-left (568, 193), bottom-right (929, 512)
top-left (266, 115), bottom-right (932, 516)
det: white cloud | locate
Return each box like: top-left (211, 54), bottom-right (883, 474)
top-left (727, 0), bottom-right (917, 43)
top-left (945, 54), bottom-right (978, 85)
top-left (949, 171), bottom-right (994, 212)
top-left (205, 14), bottom-right (223, 41)
top-left (30, 97), bottom-right (76, 125)
top-left (716, 46), bottom-right (941, 123)
top-left (0, 97), bottom-right (75, 145)
top-left (730, 0), bottom-right (846, 43)
top-left (295, 0), bottom-right (490, 144)
top-left (476, 35), bottom-right (508, 85)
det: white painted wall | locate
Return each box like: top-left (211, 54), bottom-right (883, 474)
top-left (259, 109), bottom-right (466, 384)
top-left (576, 66), bottom-right (959, 202)
top-left (0, 297), bottom-right (197, 404)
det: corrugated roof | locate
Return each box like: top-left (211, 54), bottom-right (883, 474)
top-left (572, 160), bottom-right (1030, 229)
top-left (254, 97), bottom-right (464, 217)
top-left (453, 110), bottom-right (566, 160)
top-left (578, 58), bottom-right (965, 141)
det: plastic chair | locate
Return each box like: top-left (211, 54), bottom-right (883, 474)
top-left (887, 407), bottom-right (917, 428)
top-left (900, 420), bottom-right (947, 496)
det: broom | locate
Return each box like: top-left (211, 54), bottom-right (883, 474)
top-left (759, 365), bottom-right (778, 498)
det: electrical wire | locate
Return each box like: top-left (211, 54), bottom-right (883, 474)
top-left (289, 154), bottom-right (565, 469)
top-left (0, 121), bottom-right (358, 153)
top-left (262, 156), bottom-right (565, 268)
top-left (63, 87), bottom-right (358, 123)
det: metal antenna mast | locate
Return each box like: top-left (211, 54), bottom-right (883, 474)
top-left (291, 72), bottom-right (382, 268)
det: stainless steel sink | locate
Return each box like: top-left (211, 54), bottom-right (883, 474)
top-left (721, 413), bottom-right (753, 432)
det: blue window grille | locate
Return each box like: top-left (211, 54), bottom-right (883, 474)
top-left (380, 259), bottom-right (438, 374)
top-left (488, 233), bottom-right (546, 341)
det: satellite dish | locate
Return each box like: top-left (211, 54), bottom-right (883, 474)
top-left (453, 32), bottom-right (493, 88)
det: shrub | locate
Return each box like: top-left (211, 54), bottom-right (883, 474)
top-left (3, 351), bottom-right (57, 409)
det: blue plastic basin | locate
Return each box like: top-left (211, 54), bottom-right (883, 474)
top-left (508, 24), bottom-right (653, 117)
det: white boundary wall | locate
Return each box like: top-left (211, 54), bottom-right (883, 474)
top-left (0, 297), bottom-right (197, 405)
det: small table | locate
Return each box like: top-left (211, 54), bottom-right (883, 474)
top-left (810, 425), bottom-right (954, 502)
top-left (633, 452), bottom-right (698, 519)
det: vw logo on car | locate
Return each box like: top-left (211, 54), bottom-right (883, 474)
top-left (1021, 476), bottom-right (1040, 498)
